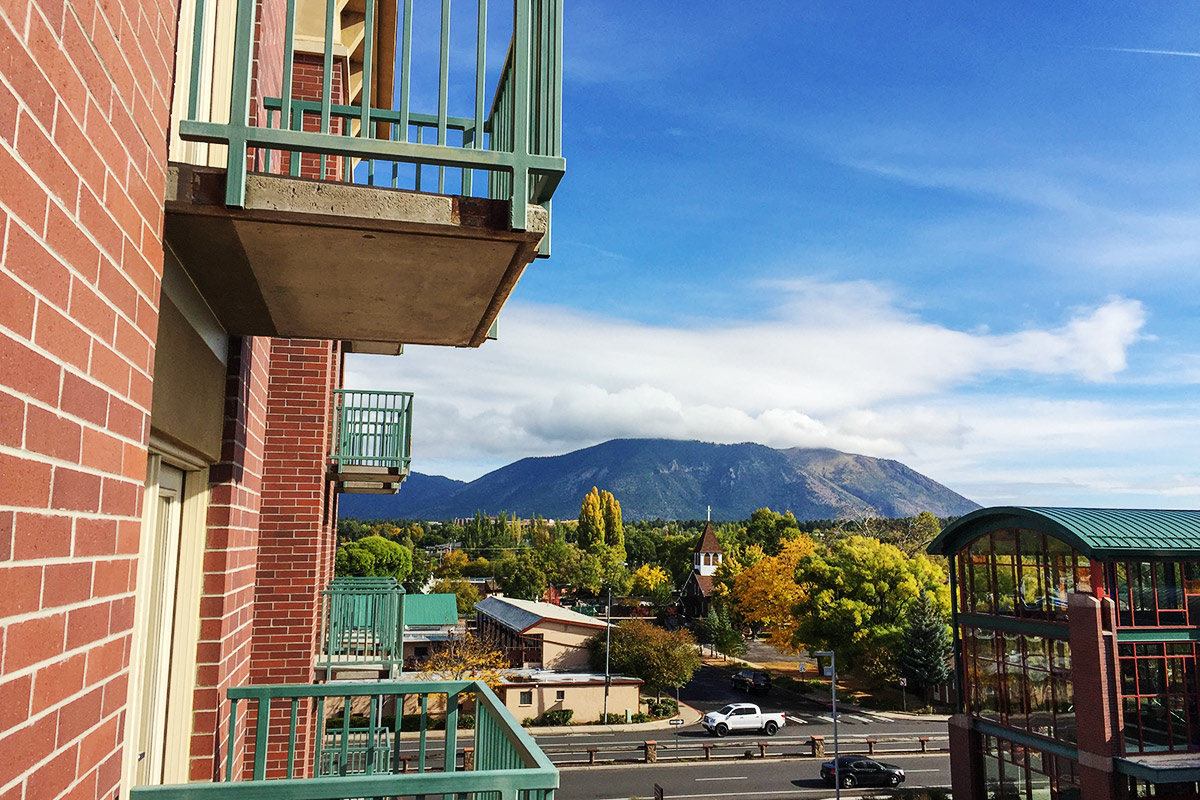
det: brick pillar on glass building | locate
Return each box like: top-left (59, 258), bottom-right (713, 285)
top-left (1069, 592), bottom-right (1123, 800)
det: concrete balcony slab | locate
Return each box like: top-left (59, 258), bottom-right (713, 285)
top-left (164, 163), bottom-right (545, 347)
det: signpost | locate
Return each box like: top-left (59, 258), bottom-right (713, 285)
top-left (899, 677), bottom-right (908, 713)
top-left (670, 717), bottom-right (684, 750)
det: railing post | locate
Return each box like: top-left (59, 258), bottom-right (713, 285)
top-left (644, 740), bottom-right (656, 763)
top-left (808, 735), bottom-right (825, 758)
top-left (224, 0), bottom-right (257, 207)
top-left (866, 737), bottom-right (877, 755)
top-left (919, 736), bottom-right (930, 753)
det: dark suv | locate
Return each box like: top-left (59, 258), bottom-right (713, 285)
top-left (820, 756), bottom-right (905, 788)
top-left (730, 669), bottom-right (771, 694)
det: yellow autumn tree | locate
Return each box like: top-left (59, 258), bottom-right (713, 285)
top-left (731, 534), bottom-right (817, 651)
top-left (630, 564), bottom-right (670, 595)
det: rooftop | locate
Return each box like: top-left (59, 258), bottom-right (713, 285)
top-left (405, 593), bottom-right (459, 627)
top-left (474, 596), bottom-right (610, 633)
top-left (928, 506), bottom-right (1200, 559)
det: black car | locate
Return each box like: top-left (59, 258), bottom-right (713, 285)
top-left (820, 756), bottom-right (905, 789)
top-left (730, 669), bottom-right (771, 694)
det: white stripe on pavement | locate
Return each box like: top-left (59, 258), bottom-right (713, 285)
top-left (786, 715), bottom-right (807, 724)
top-left (695, 777), bottom-right (747, 781)
top-left (812, 715), bottom-right (835, 723)
top-left (848, 715), bottom-right (876, 723)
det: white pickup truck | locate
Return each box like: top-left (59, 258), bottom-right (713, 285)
top-left (701, 703), bottom-right (786, 737)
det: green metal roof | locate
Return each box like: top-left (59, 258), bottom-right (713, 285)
top-left (404, 593), bottom-right (459, 627)
top-left (927, 506), bottom-right (1200, 560)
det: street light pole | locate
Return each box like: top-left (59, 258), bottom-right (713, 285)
top-left (603, 585), bottom-right (612, 722)
top-left (815, 650), bottom-right (839, 799)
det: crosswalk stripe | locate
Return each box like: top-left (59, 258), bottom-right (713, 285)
top-left (812, 715), bottom-right (835, 723)
top-left (848, 715), bottom-right (876, 723)
top-left (785, 715), bottom-right (807, 724)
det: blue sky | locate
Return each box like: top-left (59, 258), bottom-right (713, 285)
top-left (350, 1), bottom-right (1200, 510)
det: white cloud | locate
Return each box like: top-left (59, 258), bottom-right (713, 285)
top-left (346, 280), bottom-right (1157, 489)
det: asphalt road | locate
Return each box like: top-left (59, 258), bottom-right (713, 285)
top-left (557, 752), bottom-right (952, 800)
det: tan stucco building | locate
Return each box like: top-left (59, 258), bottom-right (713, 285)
top-left (475, 596), bottom-right (609, 670)
top-left (499, 671), bottom-right (642, 723)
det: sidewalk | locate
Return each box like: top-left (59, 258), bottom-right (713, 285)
top-left (717, 652), bottom-right (951, 723)
top-left (396, 701), bottom-right (705, 740)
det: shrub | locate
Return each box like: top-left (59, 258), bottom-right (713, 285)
top-left (646, 698), bottom-right (678, 718)
top-left (597, 712), bottom-right (625, 724)
top-left (631, 712), bottom-right (650, 724)
top-left (521, 717), bottom-right (535, 727)
top-left (532, 709), bottom-right (573, 726)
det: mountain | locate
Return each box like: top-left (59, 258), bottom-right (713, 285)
top-left (338, 438), bottom-right (979, 521)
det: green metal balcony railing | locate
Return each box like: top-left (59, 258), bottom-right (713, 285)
top-left (129, 680), bottom-right (559, 799)
top-left (320, 576), bottom-right (406, 675)
top-left (330, 390), bottom-right (413, 475)
top-left (179, 0), bottom-right (565, 237)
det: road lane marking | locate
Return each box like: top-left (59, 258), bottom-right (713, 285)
top-left (812, 715), bottom-right (834, 723)
top-left (786, 716), bottom-right (807, 724)
top-left (848, 715), bottom-right (875, 723)
top-left (695, 777), bottom-right (747, 781)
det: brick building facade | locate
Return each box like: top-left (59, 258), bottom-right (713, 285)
top-left (0, 0), bottom-right (564, 796)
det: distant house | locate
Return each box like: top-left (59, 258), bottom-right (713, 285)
top-left (403, 593), bottom-right (461, 665)
top-left (498, 670), bottom-right (642, 723)
top-left (475, 596), bottom-right (609, 670)
top-left (681, 521), bottom-right (724, 618)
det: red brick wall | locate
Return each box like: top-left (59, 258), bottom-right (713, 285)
top-left (0, 0), bottom-right (177, 794)
top-left (246, 338), bottom-right (340, 777)
top-left (283, 54), bottom-right (347, 181)
top-left (187, 335), bottom-right (271, 782)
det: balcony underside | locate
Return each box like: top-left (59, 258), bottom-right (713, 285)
top-left (164, 164), bottom-right (546, 348)
top-left (332, 464), bottom-right (407, 494)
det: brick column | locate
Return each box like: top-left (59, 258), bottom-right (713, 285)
top-left (248, 338), bottom-right (340, 777)
top-left (1069, 593), bottom-right (1122, 800)
top-left (947, 714), bottom-right (982, 799)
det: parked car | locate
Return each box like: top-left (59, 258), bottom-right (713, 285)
top-left (731, 669), bottom-right (772, 694)
top-left (701, 703), bottom-right (786, 736)
top-left (820, 756), bottom-right (905, 789)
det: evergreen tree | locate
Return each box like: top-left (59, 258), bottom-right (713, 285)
top-left (601, 489), bottom-right (625, 557)
top-left (698, 605), bottom-right (746, 658)
top-left (899, 591), bottom-right (953, 697)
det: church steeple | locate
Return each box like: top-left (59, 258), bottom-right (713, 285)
top-left (692, 520), bottom-right (724, 577)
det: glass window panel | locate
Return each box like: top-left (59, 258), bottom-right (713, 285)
top-left (1169, 695), bottom-right (1189, 751)
top-left (1140, 695), bottom-right (1169, 752)
top-left (1133, 563), bottom-right (1157, 626)
top-left (1029, 769), bottom-right (1052, 800)
top-left (1116, 562), bottom-right (1132, 626)
top-left (1139, 658), bottom-right (1165, 695)
top-left (1075, 555), bottom-right (1093, 594)
top-left (1122, 659), bottom-right (1138, 696)
top-left (996, 561), bottom-right (1017, 616)
top-left (1020, 555), bottom-right (1046, 614)
top-left (976, 628), bottom-right (996, 661)
top-left (1184, 562), bottom-right (1200, 594)
top-left (1168, 658), bottom-right (1186, 694)
top-left (1124, 696), bottom-right (1142, 753)
top-left (1158, 562), bottom-right (1185, 610)
top-left (984, 752), bottom-right (1003, 800)
top-left (993, 529), bottom-right (1017, 556)
top-left (971, 560), bottom-right (992, 614)
top-left (1018, 528), bottom-right (1043, 558)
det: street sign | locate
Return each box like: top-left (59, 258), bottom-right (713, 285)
top-left (654, 784), bottom-right (664, 800)
top-left (823, 666), bottom-right (833, 677)
top-left (899, 678), bottom-right (908, 687)
top-left (669, 718), bottom-right (685, 727)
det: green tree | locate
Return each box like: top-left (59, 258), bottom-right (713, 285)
top-left (334, 535), bottom-right (412, 581)
top-left (432, 578), bottom-right (482, 615)
top-left (791, 535), bottom-right (949, 683)
top-left (898, 591), bottom-right (953, 697)
top-left (587, 619), bottom-right (701, 697)
top-left (745, 508), bottom-right (804, 555)
top-left (502, 551), bottom-right (548, 600)
top-left (403, 547), bottom-right (433, 593)
top-left (698, 605), bottom-right (746, 658)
